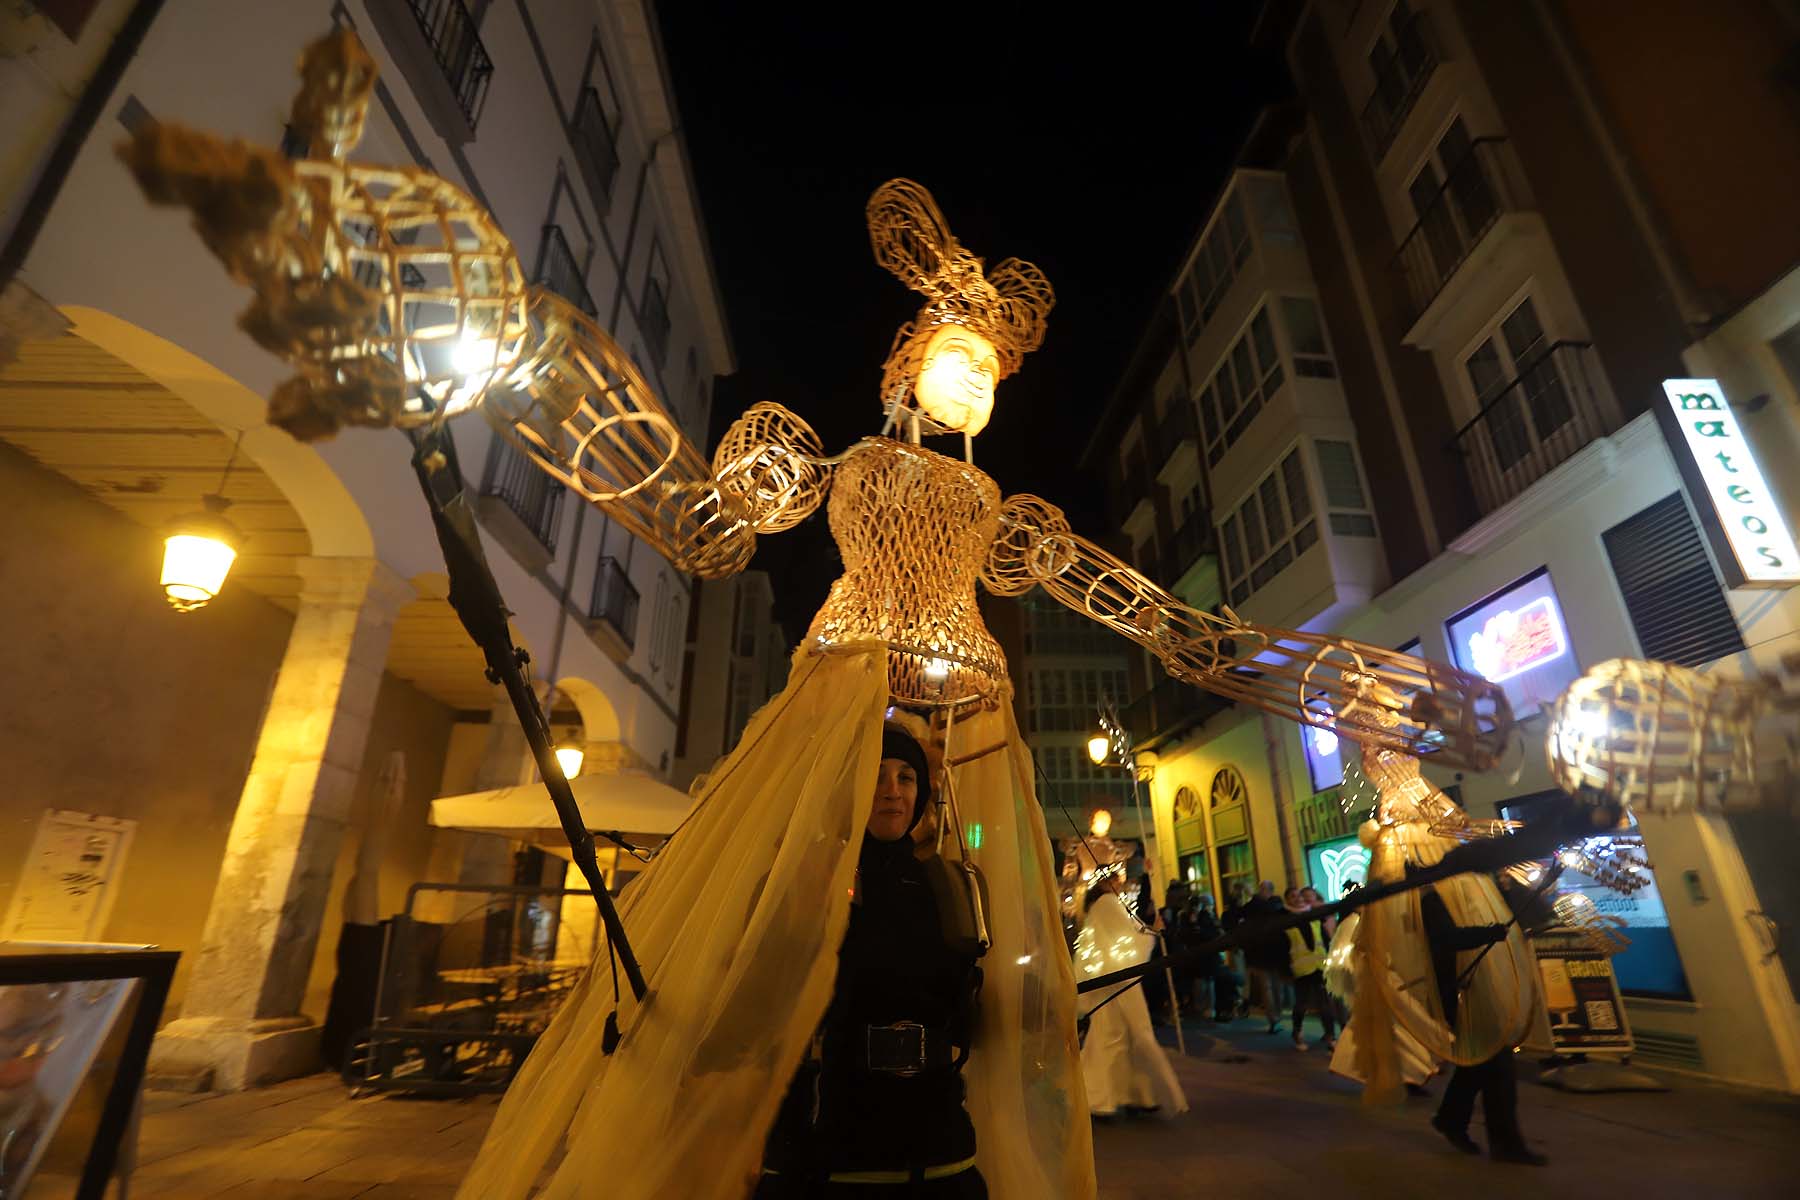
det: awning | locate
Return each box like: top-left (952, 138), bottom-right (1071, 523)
top-left (429, 770), bottom-right (697, 853)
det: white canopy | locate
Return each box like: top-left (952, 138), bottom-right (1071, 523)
top-left (429, 770), bottom-right (697, 853)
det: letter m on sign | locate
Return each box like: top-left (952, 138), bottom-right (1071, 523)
top-left (1676, 391), bottom-right (1721, 410)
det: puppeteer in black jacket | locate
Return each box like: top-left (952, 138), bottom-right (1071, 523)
top-left (757, 725), bottom-right (986, 1197)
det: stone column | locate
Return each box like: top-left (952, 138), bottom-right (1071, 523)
top-left (151, 557), bottom-right (412, 1090)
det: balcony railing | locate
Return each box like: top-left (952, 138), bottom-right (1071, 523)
top-left (588, 555), bottom-right (640, 649)
top-left (573, 86), bottom-right (621, 206)
top-left (1449, 341), bottom-right (1609, 517)
top-left (1394, 138), bottom-right (1523, 325)
top-left (407, 0), bottom-right (493, 131)
top-left (641, 278), bottom-right (672, 368)
top-left (1122, 674), bottom-right (1233, 751)
top-left (480, 437), bottom-right (563, 554)
top-left (1360, 9), bottom-right (1439, 162)
top-left (536, 225), bottom-right (598, 318)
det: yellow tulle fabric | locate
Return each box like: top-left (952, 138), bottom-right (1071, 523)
top-left (456, 643), bottom-right (1094, 1199)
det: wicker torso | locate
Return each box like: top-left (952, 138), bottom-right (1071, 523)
top-left (805, 439), bottom-right (1006, 706)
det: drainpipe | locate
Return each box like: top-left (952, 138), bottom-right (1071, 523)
top-left (0, 0), bottom-right (166, 291)
top-left (1260, 712), bottom-right (1302, 886)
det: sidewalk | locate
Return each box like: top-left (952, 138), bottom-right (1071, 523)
top-left (123, 1016), bottom-right (1800, 1199)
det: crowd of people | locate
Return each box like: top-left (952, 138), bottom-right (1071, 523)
top-left (1140, 878), bottom-right (1347, 1053)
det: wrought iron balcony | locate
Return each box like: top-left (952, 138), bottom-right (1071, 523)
top-left (1122, 674), bottom-right (1232, 752)
top-left (573, 86), bottom-right (621, 206)
top-left (407, 0), bottom-right (493, 131)
top-left (1394, 139), bottom-right (1523, 326)
top-left (479, 437), bottom-right (563, 554)
top-left (641, 278), bottom-right (672, 368)
top-left (1449, 341), bottom-right (1609, 517)
top-left (1360, 9), bottom-right (1439, 162)
top-left (588, 555), bottom-right (639, 649)
top-left (536, 225), bottom-right (598, 318)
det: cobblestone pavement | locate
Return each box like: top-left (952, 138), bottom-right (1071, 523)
top-left (126, 1017), bottom-right (1800, 1199)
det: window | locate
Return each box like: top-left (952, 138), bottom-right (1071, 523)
top-left (1462, 295), bottom-right (1574, 471)
top-left (1603, 494), bottom-right (1746, 668)
top-left (1314, 440), bottom-right (1376, 537)
top-left (1280, 296), bottom-right (1336, 378)
top-left (1364, 0), bottom-right (1435, 154)
top-left (1218, 447), bottom-right (1318, 606)
top-left (1201, 302), bottom-right (1286, 467)
top-left (1178, 187), bottom-right (1254, 345)
top-left (1407, 116), bottom-right (1498, 273)
top-left (641, 241), bottom-right (672, 368)
top-left (1243, 177), bottom-right (1298, 247)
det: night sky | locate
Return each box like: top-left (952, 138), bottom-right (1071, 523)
top-left (656, 6), bottom-right (1285, 637)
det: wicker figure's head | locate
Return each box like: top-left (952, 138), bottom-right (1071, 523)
top-left (867, 180), bottom-right (1054, 436)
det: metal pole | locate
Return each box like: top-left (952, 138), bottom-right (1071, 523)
top-left (1127, 760), bottom-right (1185, 1057)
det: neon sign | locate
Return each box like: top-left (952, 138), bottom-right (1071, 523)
top-left (1305, 835), bottom-right (1371, 900)
top-left (1661, 379), bottom-right (1800, 587)
top-left (1465, 594), bottom-right (1568, 682)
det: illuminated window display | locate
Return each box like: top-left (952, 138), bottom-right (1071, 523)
top-left (1304, 834), bottom-right (1371, 900)
top-left (1501, 792), bottom-right (1691, 999)
top-left (1446, 567), bottom-right (1582, 717)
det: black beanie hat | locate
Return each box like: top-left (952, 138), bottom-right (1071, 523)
top-left (880, 724), bottom-right (933, 828)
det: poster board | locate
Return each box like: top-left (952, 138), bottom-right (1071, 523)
top-left (1, 812), bottom-right (137, 943)
top-left (1522, 931), bottom-right (1634, 1056)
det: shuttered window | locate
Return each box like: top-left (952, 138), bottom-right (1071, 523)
top-left (1602, 493), bottom-right (1746, 667)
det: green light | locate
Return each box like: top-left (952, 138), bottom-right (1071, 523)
top-left (967, 822), bottom-right (984, 850)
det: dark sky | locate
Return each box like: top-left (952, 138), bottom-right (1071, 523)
top-left (656, 5), bottom-right (1285, 637)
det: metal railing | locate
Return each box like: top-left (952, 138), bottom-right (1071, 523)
top-left (1394, 138), bottom-right (1522, 325)
top-left (1449, 341), bottom-right (1608, 517)
top-left (1122, 674), bottom-right (1232, 752)
top-left (480, 438), bottom-right (563, 553)
top-left (1360, 9), bottom-right (1439, 162)
top-left (573, 86), bottom-right (621, 206)
top-left (408, 0), bottom-right (494, 130)
top-left (641, 278), bottom-right (671, 368)
top-left (589, 555), bottom-right (640, 648)
top-left (536, 225), bottom-right (597, 318)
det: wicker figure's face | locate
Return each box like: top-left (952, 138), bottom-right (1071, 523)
top-left (914, 324), bottom-right (1000, 436)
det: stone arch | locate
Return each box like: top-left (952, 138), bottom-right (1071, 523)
top-left (61, 305), bottom-right (373, 558)
top-left (554, 675), bottom-right (621, 744)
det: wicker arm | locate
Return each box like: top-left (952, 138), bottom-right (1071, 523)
top-left (983, 494), bottom-right (1513, 771)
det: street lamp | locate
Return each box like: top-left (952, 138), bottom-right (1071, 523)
top-left (1089, 807), bottom-right (1112, 838)
top-left (1086, 733), bottom-right (1110, 765)
top-left (159, 433), bottom-right (247, 613)
top-left (554, 735), bottom-right (585, 779)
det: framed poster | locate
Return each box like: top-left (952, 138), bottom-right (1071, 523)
top-left (1521, 931), bottom-right (1634, 1056)
top-left (1, 812), bottom-right (136, 944)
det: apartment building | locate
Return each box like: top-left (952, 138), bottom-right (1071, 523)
top-left (1093, 0), bottom-right (1800, 1091)
top-left (0, 0), bottom-right (730, 1088)
top-left (669, 571), bottom-right (789, 793)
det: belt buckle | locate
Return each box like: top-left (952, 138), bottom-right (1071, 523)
top-left (866, 1021), bottom-right (927, 1076)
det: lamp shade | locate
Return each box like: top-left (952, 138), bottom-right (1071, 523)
top-left (554, 742), bottom-right (585, 779)
top-left (1087, 734), bottom-right (1110, 765)
top-left (160, 500), bottom-right (241, 612)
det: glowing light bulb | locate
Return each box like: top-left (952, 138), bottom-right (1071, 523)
top-left (924, 658), bottom-right (950, 683)
top-left (1087, 734), bottom-right (1110, 765)
top-left (1089, 809), bottom-right (1112, 838)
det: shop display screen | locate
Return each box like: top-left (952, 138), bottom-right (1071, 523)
top-left (1302, 714), bottom-right (1343, 792)
top-left (1305, 834), bottom-right (1371, 902)
top-left (1445, 567), bottom-right (1581, 718)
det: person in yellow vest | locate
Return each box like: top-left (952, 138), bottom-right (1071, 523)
top-left (1284, 887), bottom-right (1338, 1052)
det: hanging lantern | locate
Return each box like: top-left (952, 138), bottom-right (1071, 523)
top-left (160, 495), bottom-right (242, 613)
top-left (1086, 733), bottom-right (1110, 765)
top-left (554, 736), bottom-right (585, 779)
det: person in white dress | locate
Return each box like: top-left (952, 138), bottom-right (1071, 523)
top-left (1074, 871), bottom-right (1189, 1118)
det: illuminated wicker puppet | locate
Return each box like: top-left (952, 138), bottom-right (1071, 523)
top-left (117, 29), bottom-right (1543, 1200)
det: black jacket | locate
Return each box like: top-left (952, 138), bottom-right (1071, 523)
top-left (763, 834), bottom-right (982, 1177)
top-left (1419, 886), bottom-right (1507, 1026)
